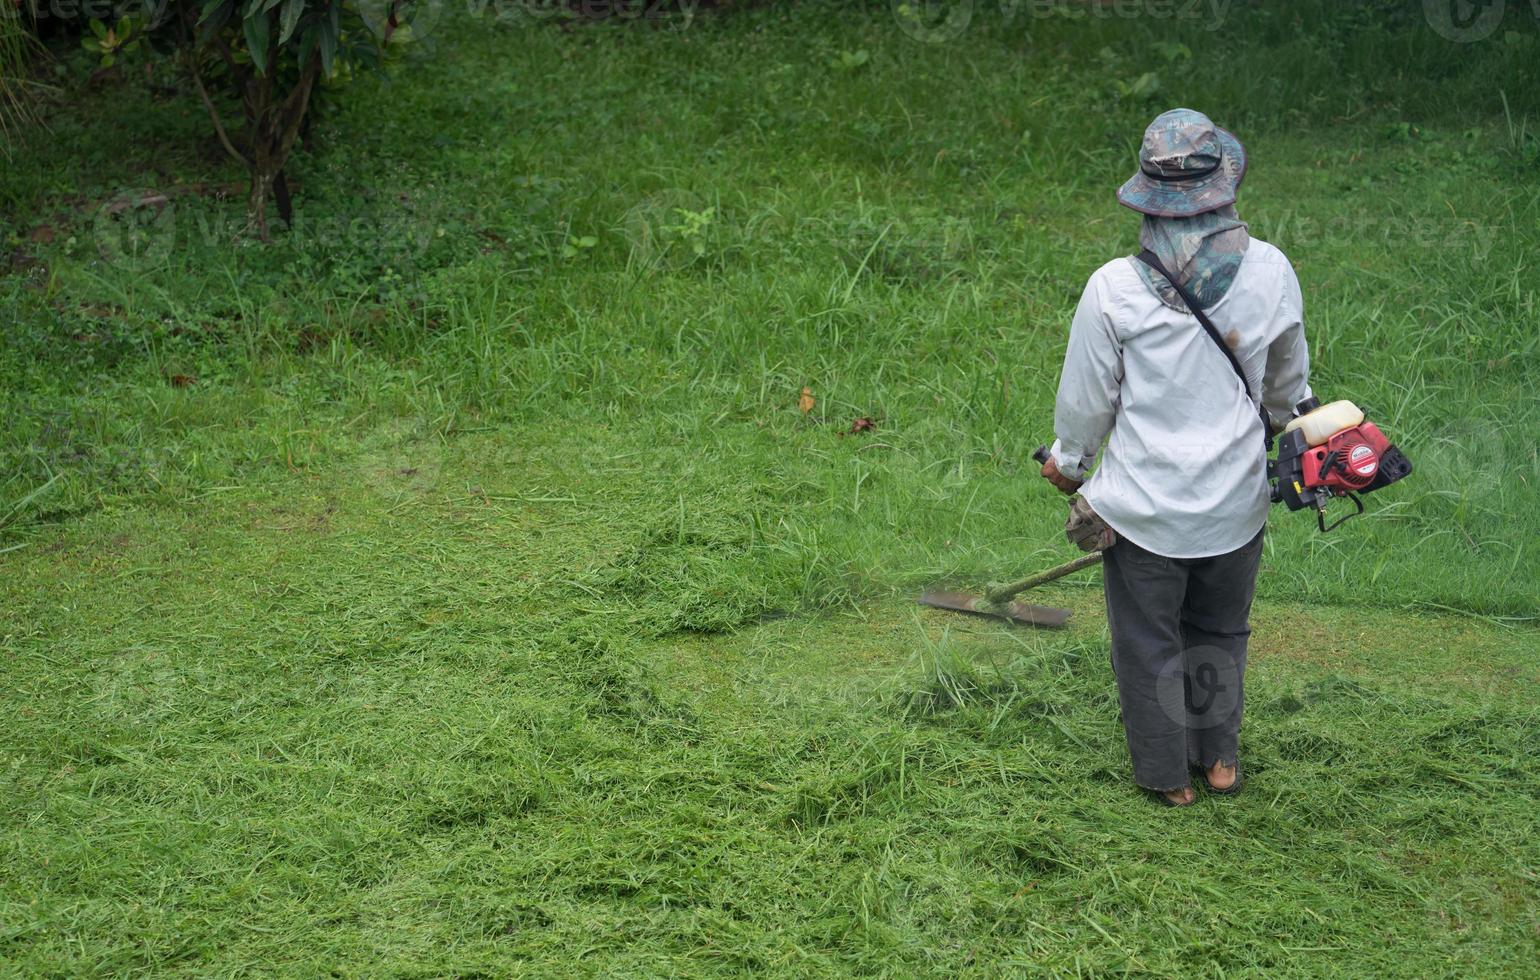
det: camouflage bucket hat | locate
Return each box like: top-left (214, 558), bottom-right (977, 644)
top-left (1117, 108), bottom-right (1247, 218)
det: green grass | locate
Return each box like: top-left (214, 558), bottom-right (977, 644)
top-left (3, 1), bottom-right (1539, 974)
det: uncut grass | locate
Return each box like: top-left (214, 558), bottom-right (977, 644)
top-left (5, 4), bottom-right (1537, 616)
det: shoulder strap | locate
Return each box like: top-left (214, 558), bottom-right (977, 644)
top-left (1136, 249), bottom-right (1274, 449)
top-left (1135, 249), bottom-right (1255, 404)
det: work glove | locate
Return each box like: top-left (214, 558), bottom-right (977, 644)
top-left (1065, 496), bottom-right (1116, 553)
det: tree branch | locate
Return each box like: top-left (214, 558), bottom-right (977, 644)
top-left (175, 3), bottom-right (249, 169)
top-left (185, 50), bottom-right (250, 170)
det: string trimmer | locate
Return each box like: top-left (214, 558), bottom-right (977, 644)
top-left (917, 447), bottom-right (1099, 628)
top-left (918, 398), bottom-right (1414, 628)
top-left (916, 551), bottom-right (1102, 628)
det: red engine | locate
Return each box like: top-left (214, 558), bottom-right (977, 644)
top-left (1270, 399), bottom-right (1413, 532)
top-left (1301, 422), bottom-right (1394, 493)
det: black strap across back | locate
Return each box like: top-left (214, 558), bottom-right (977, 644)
top-left (1134, 249), bottom-right (1272, 447)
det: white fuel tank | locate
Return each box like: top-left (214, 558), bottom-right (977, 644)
top-left (1284, 399), bottom-right (1365, 448)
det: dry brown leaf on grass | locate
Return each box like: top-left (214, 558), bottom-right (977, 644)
top-left (798, 387), bottom-right (815, 415)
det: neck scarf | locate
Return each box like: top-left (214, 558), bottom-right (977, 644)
top-left (1134, 205), bottom-right (1250, 311)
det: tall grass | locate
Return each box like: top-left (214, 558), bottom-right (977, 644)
top-left (0, 16), bottom-right (18, 87)
top-left (0, 7), bottom-right (33, 155)
top-left (3, 2), bottom-right (1537, 617)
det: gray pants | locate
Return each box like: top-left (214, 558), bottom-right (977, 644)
top-left (1101, 529), bottom-right (1264, 792)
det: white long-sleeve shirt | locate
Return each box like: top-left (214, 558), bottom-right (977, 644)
top-left (1049, 240), bottom-right (1311, 559)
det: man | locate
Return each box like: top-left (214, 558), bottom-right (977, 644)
top-left (1040, 108), bottom-right (1311, 807)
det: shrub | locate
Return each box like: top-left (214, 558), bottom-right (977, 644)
top-left (48, 0), bottom-right (403, 236)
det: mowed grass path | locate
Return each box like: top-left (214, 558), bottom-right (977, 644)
top-left (4, 2), bottom-right (1539, 974)
top-left (3, 424), bottom-right (1537, 974)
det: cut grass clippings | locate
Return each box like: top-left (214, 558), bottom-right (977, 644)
top-left (4, 422), bottom-right (1536, 974)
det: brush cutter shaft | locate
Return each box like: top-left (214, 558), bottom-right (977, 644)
top-left (986, 551), bottom-right (1104, 604)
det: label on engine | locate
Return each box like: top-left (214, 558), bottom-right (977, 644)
top-left (1349, 443), bottom-right (1378, 477)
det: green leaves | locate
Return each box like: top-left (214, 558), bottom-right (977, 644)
top-left (278, 0), bottom-right (304, 45)
top-left (80, 16), bottom-right (143, 69)
top-left (198, 0), bottom-right (233, 36)
top-left (1113, 71), bottom-right (1161, 103)
top-left (292, 2), bottom-right (342, 77)
top-left (829, 49), bottom-right (869, 72)
top-left (209, 0), bottom-right (345, 79)
top-left (560, 235), bottom-right (599, 259)
top-left (242, 8), bottom-right (271, 74)
top-left (233, 0), bottom-right (325, 76)
top-left (321, 2), bottom-right (340, 76)
top-left (63, 0), bottom-right (440, 231)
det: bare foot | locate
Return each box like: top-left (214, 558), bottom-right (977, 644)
top-left (1163, 786), bottom-right (1196, 806)
top-left (1207, 761), bottom-right (1238, 791)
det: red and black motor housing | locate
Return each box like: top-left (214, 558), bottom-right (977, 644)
top-left (1270, 398), bottom-right (1414, 531)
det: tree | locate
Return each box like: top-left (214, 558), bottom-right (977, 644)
top-left (181, 0), bottom-right (393, 239)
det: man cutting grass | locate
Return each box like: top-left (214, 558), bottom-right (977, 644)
top-left (1040, 108), bottom-right (1312, 807)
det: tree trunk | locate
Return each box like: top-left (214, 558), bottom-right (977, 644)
top-left (187, 7), bottom-right (322, 241)
top-left (247, 166), bottom-right (273, 241)
top-left (240, 48), bottom-right (319, 240)
top-left (274, 169), bottom-right (293, 226)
